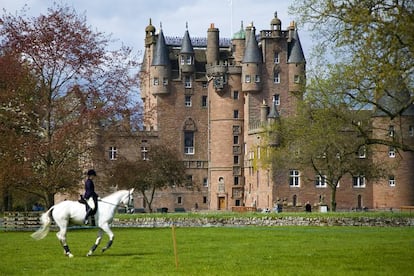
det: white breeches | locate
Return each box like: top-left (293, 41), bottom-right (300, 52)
top-left (87, 198), bottom-right (95, 210)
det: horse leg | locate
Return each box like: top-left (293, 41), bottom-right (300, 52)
top-left (56, 228), bottom-right (74, 258)
top-left (86, 229), bottom-right (103, 257)
top-left (101, 223), bottom-right (115, 253)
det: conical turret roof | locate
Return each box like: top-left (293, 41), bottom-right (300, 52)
top-left (242, 26), bottom-right (262, 63)
top-left (288, 28), bottom-right (306, 64)
top-left (152, 29), bottom-right (170, 66)
top-left (180, 29), bottom-right (194, 54)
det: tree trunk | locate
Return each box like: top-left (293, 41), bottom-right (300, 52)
top-left (331, 186), bottom-right (337, 212)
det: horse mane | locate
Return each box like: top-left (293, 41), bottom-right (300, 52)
top-left (101, 189), bottom-right (129, 201)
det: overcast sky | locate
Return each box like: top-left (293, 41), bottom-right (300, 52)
top-left (2, 0), bottom-right (312, 60)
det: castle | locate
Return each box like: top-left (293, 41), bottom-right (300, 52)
top-left (98, 12), bottom-right (414, 212)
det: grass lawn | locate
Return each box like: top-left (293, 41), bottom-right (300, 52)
top-left (0, 226), bottom-right (413, 275)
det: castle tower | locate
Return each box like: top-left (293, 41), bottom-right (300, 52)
top-left (207, 23), bottom-right (245, 210)
top-left (150, 28), bottom-right (170, 97)
top-left (179, 25), bottom-right (195, 76)
top-left (242, 25), bottom-right (262, 93)
top-left (287, 21), bottom-right (306, 114)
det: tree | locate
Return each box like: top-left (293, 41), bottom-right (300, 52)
top-left (110, 145), bottom-right (187, 213)
top-left (0, 4), bottom-right (140, 208)
top-left (290, 0), bottom-right (414, 150)
top-left (265, 100), bottom-right (390, 211)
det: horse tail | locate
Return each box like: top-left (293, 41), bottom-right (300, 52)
top-left (31, 206), bottom-right (54, 240)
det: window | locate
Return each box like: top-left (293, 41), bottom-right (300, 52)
top-left (273, 94), bottom-right (280, 105)
top-left (233, 155), bottom-right (239, 165)
top-left (353, 175), bottom-right (366, 188)
top-left (141, 146), bottom-right (148, 160)
top-left (255, 75), bottom-right (261, 83)
top-left (389, 175), bottom-right (395, 187)
top-left (273, 72), bottom-right (280, 83)
top-left (186, 55), bottom-right (192, 65)
top-left (274, 52), bottom-right (279, 64)
top-left (153, 78), bottom-right (159, 86)
top-left (409, 126), bottom-right (414, 136)
top-left (233, 135), bottom-right (239, 145)
top-left (233, 125), bottom-right (241, 134)
top-left (388, 125), bottom-right (395, 137)
top-left (203, 196), bottom-right (207, 204)
top-left (202, 82), bottom-right (208, 88)
top-left (289, 170), bottom-right (300, 187)
top-left (109, 146), bottom-right (117, 160)
top-left (234, 176), bottom-right (239, 185)
top-left (233, 110), bottom-right (239, 119)
top-left (177, 196), bottom-right (182, 204)
top-left (203, 178), bottom-right (208, 187)
top-left (357, 146), bottom-right (366, 158)
top-left (185, 95), bottom-right (192, 107)
top-left (233, 90), bottom-right (239, 100)
top-left (184, 131), bottom-right (194, 154)
top-left (315, 175), bottom-right (327, 188)
top-left (202, 95), bottom-right (208, 107)
top-left (245, 75), bottom-right (251, 83)
top-left (186, 175), bottom-right (193, 187)
top-left (184, 76), bottom-right (192, 88)
top-left (163, 78), bottom-right (168, 86)
top-left (389, 146), bottom-right (395, 158)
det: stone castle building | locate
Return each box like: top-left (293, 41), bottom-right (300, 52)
top-left (96, 12), bottom-right (414, 212)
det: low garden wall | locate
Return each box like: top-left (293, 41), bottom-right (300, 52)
top-left (2, 211), bottom-right (414, 230)
top-left (112, 216), bottom-right (414, 228)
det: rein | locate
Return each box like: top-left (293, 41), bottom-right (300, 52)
top-left (98, 192), bottom-right (133, 210)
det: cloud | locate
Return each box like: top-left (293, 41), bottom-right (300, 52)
top-left (1, 0), bottom-right (311, 59)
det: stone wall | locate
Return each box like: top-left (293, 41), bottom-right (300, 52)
top-left (112, 216), bottom-right (414, 228)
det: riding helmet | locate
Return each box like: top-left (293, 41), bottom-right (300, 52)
top-left (87, 169), bottom-right (97, 176)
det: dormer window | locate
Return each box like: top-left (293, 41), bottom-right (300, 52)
top-left (181, 55), bottom-right (193, 65)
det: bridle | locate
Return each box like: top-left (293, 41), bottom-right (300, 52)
top-left (98, 190), bottom-right (134, 212)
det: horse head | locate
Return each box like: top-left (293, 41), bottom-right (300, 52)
top-left (121, 188), bottom-right (134, 211)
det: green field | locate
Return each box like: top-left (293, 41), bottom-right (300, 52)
top-left (0, 226), bottom-right (413, 275)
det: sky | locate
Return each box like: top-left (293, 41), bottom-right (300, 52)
top-left (1, 0), bottom-right (312, 61)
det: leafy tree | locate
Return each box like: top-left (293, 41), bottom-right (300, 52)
top-left (265, 101), bottom-right (390, 211)
top-left (0, 4), bottom-right (140, 208)
top-left (290, 0), bottom-right (414, 150)
top-left (110, 145), bottom-right (187, 213)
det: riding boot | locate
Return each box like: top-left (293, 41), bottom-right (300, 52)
top-left (84, 208), bottom-right (92, 225)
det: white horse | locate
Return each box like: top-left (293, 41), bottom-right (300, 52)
top-left (31, 188), bottom-right (134, 258)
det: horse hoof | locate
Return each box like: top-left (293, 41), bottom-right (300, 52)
top-left (67, 253), bottom-right (74, 258)
top-left (86, 251), bottom-right (93, 257)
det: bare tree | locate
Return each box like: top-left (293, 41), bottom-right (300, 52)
top-left (0, 4), bottom-right (141, 207)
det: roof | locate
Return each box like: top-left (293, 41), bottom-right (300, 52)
top-left (288, 29), bottom-right (306, 64)
top-left (180, 30), bottom-right (194, 54)
top-left (151, 30), bottom-right (170, 66)
top-left (242, 27), bottom-right (262, 63)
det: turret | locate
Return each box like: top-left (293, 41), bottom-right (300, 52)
top-left (150, 28), bottom-right (170, 95)
top-left (145, 18), bottom-right (156, 46)
top-left (179, 25), bottom-right (195, 74)
top-left (270, 12), bottom-right (282, 37)
top-left (242, 25), bottom-right (262, 92)
top-left (287, 21), bottom-right (306, 96)
top-left (231, 21), bottom-right (246, 64)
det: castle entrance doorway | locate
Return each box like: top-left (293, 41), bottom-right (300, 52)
top-left (218, 197), bottom-right (226, 210)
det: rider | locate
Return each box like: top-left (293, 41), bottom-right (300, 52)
top-left (84, 169), bottom-right (99, 225)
